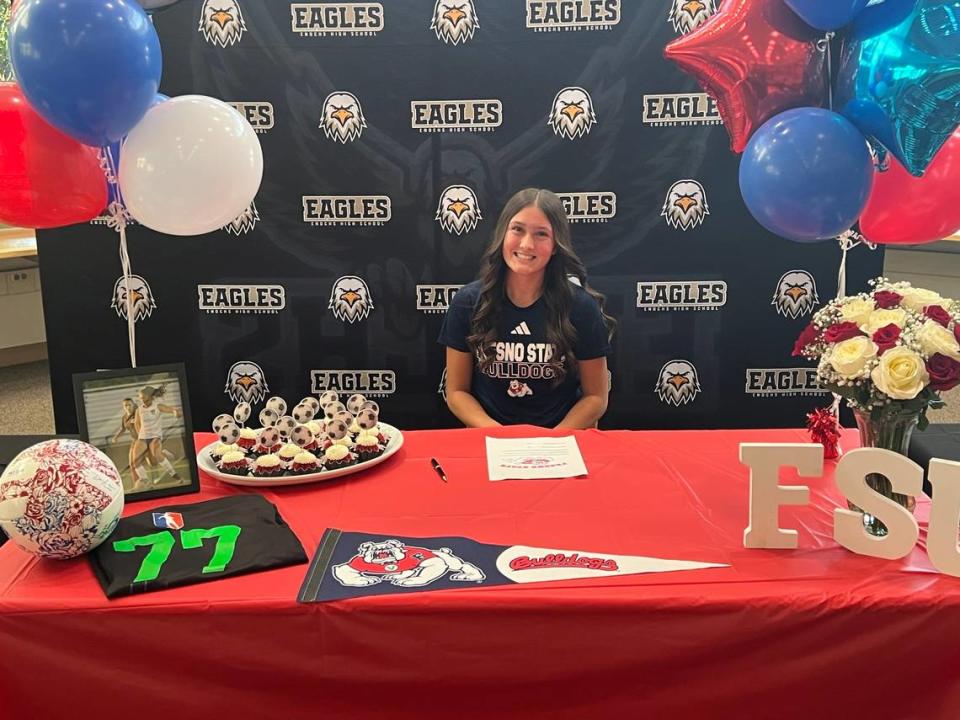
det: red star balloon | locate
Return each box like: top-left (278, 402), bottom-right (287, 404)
top-left (665, 0), bottom-right (828, 153)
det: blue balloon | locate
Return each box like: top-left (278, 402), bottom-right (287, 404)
top-left (739, 108), bottom-right (874, 243)
top-left (784, 0), bottom-right (869, 31)
top-left (837, 0), bottom-right (960, 176)
top-left (847, 0), bottom-right (918, 39)
top-left (9, 0), bottom-right (162, 147)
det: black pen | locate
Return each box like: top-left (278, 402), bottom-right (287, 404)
top-left (430, 457), bottom-right (448, 483)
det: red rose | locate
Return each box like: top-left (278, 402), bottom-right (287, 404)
top-left (792, 322), bottom-right (820, 356)
top-left (924, 304), bottom-right (952, 328)
top-left (927, 353), bottom-right (960, 392)
top-left (823, 322), bottom-right (864, 344)
top-left (873, 290), bottom-right (903, 309)
top-left (871, 324), bottom-right (901, 355)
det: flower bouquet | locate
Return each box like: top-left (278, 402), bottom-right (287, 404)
top-left (792, 278), bottom-right (959, 534)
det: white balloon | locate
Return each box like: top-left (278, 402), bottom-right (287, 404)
top-left (119, 95), bottom-right (263, 236)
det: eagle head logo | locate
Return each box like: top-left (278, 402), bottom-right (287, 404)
top-left (436, 185), bottom-right (482, 235)
top-left (661, 179), bottom-right (709, 231)
top-left (321, 92), bottom-right (367, 144)
top-left (329, 275), bottom-right (374, 323)
top-left (655, 359), bottom-right (702, 406)
top-left (111, 274), bottom-right (156, 323)
top-left (225, 361), bottom-right (268, 404)
top-left (223, 201), bottom-right (260, 235)
top-left (430, 0), bottom-right (479, 45)
top-left (549, 87), bottom-right (597, 140)
top-left (199, 0), bottom-right (246, 48)
top-left (668, 0), bottom-right (718, 35)
top-left (772, 270), bottom-right (819, 319)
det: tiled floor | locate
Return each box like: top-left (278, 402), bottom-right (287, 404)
top-left (0, 359), bottom-right (957, 436)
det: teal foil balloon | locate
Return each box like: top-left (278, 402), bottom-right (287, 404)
top-left (838, 0), bottom-right (960, 176)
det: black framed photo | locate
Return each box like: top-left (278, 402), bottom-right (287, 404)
top-left (73, 363), bottom-right (200, 502)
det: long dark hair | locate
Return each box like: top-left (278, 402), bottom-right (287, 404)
top-left (140, 384), bottom-right (166, 404)
top-left (467, 188), bottom-right (615, 384)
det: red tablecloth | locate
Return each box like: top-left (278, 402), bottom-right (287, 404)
top-left (2, 427), bottom-right (959, 719)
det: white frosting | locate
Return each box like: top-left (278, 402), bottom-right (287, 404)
top-left (307, 420), bottom-right (324, 435)
top-left (324, 444), bottom-right (350, 461)
top-left (220, 450), bottom-right (247, 465)
top-left (239, 427), bottom-right (257, 440)
top-left (355, 434), bottom-right (379, 448)
top-left (279, 444), bottom-right (301, 459)
top-left (293, 451), bottom-right (318, 464)
top-left (349, 420), bottom-right (363, 434)
top-left (255, 454), bottom-right (281, 469)
top-left (214, 443), bottom-right (239, 455)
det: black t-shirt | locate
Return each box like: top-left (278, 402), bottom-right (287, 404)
top-left (437, 280), bottom-right (611, 427)
top-left (89, 495), bottom-right (307, 598)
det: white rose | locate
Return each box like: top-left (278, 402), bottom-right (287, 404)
top-left (900, 287), bottom-right (945, 313)
top-left (829, 336), bottom-right (878, 379)
top-left (916, 319), bottom-right (960, 360)
top-left (870, 347), bottom-right (929, 399)
top-left (861, 308), bottom-right (907, 335)
top-left (839, 297), bottom-right (876, 326)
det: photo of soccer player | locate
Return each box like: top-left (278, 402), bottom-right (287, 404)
top-left (74, 363), bottom-right (200, 502)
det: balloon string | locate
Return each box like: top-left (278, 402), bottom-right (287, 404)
top-left (823, 31), bottom-right (835, 112)
top-left (118, 222), bottom-right (138, 369)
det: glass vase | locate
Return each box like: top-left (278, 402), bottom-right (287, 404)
top-left (848, 408), bottom-right (921, 536)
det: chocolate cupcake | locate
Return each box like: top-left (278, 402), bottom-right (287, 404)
top-left (251, 454), bottom-right (284, 479)
top-left (290, 450), bottom-right (320, 475)
top-left (323, 443), bottom-right (356, 470)
top-left (353, 433), bottom-right (384, 462)
top-left (218, 450), bottom-right (250, 476)
top-left (277, 443), bottom-right (301, 469)
top-left (211, 442), bottom-right (240, 463)
top-left (236, 427), bottom-right (258, 454)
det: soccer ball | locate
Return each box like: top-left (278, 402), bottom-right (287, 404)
top-left (0, 439), bottom-right (124, 559)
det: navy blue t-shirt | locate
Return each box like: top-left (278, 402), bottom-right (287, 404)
top-left (438, 280), bottom-right (611, 427)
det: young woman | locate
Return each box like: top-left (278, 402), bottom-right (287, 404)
top-left (110, 397), bottom-right (143, 489)
top-left (131, 384), bottom-right (183, 489)
top-left (438, 188), bottom-right (615, 429)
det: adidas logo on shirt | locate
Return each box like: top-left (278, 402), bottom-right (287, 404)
top-left (510, 322), bottom-right (532, 336)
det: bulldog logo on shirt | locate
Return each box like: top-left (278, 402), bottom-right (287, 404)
top-left (333, 539), bottom-right (486, 587)
top-left (508, 380), bottom-right (533, 397)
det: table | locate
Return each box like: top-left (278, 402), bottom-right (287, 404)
top-left (2, 427), bottom-right (960, 719)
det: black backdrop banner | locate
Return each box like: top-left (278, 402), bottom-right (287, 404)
top-left (38, 0), bottom-right (883, 433)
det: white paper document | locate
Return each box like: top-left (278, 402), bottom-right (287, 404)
top-left (485, 436), bottom-right (588, 481)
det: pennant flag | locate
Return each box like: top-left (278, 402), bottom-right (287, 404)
top-left (298, 529), bottom-right (727, 602)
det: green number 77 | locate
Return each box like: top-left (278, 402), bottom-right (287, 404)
top-left (112, 525), bottom-right (242, 583)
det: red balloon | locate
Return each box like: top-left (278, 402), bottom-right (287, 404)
top-left (0, 83), bottom-right (107, 228)
top-left (664, 0), bottom-right (827, 153)
top-left (860, 129), bottom-right (960, 245)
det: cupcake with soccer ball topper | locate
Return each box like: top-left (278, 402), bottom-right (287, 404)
top-left (277, 443), bottom-right (301, 469)
top-left (218, 450), bottom-right (250, 476)
top-left (356, 404), bottom-right (388, 444)
top-left (251, 426), bottom-right (282, 457)
top-left (290, 450), bottom-right (321, 475)
top-left (290, 424), bottom-right (320, 454)
top-left (236, 427), bottom-right (258, 455)
top-left (251, 453), bottom-right (284, 479)
top-left (323, 443), bottom-right (356, 470)
top-left (353, 432), bottom-right (384, 462)
top-left (211, 442), bottom-right (241, 464)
